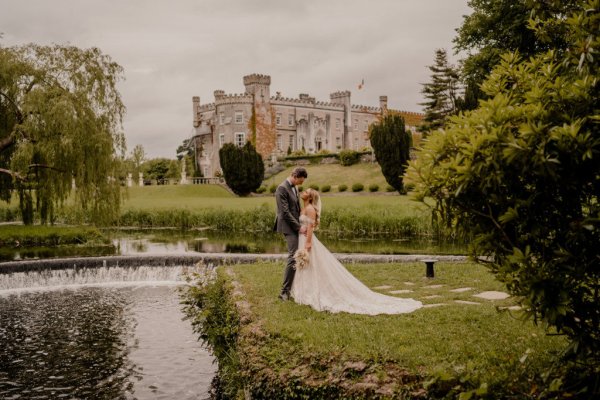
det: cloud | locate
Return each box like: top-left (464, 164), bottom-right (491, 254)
top-left (1, 0), bottom-right (471, 158)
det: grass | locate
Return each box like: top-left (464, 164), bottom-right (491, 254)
top-left (228, 261), bottom-right (566, 388)
top-left (0, 225), bottom-right (108, 246)
top-left (263, 163), bottom-right (390, 191)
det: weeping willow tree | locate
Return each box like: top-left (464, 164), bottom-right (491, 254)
top-left (0, 43), bottom-right (126, 225)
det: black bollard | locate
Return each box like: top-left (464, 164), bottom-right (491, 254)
top-left (422, 259), bottom-right (438, 278)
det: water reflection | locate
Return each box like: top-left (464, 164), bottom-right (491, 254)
top-left (0, 285), bottom-right (215, 399)
top-left (0, 229), bottom-right (467, 262)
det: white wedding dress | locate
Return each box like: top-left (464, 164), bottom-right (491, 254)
top-left (291, 215), bottom-right (423, 315)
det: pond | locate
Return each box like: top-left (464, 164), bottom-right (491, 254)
top-left (0, 266), bottom-right (215, 400)
top-left (0, 229), bottom-right (467, 262)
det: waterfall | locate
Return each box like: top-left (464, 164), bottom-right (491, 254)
top-left (0, 265), bottom-right (206, 293)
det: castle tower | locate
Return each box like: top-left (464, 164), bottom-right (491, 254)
top-left (243, 74), bottom-right (273, 157)
top-left (379, 95), bottom-right (388, 116)
top-left (192, 96), bottom-right (200, 127)
top-left (330, 90), bottom-right (352, 149)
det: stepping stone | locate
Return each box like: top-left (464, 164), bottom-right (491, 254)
top-left (388, 289), bottom-right (413, 294)
top-left (454, 300), bottom-right (481, 305)
top-left (423, 303), bottom-right (447, 308)
top-left (450, 287), bottom-right (473, 293)
top-left (403, 282), bottom-right (415, 286)
top-left (373, 285), bottom-right (393, 290)
top-left (422, 295), bottom-right (442, 299)
top-left (473, 291), bottom-right (510, 300)
top-left (423, 284), bottom-right (445, 289)
top-left (499, 305), bottom-right (522, 311)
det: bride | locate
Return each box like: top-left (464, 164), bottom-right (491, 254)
top-left (290, 188), bottom-right (423, 315)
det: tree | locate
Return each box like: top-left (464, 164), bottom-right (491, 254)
top-left (0, 44), bottom-right (125, 224)
top-left (219, 142), bottom-right (264, 196)
top-left (419, 49), bottom-right (461, 135)
top-left (369, 114), bottom-right (412, 193)
top-left (410, 0), bottom-right (600, 383)
top-left (141, 158), bottom-right (180, 183)
top-left (454, 0), bottom-right (582, 110)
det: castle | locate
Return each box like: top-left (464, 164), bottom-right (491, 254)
top-left (191, 74), bottom-right (423, 177)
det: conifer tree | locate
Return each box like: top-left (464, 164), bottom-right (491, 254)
top-left (419, 49), bottom-right (461, 136)
top-left (369, 114), bottom-right (412, 193)
top-left (219, 142), bottom-right (264, 196)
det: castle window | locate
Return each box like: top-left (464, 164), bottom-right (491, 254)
top-left (336, 118), bottom-right (340, 130)
top-left (354, 119), bottom-right (358, 130)
top-left (364, 120), bottom-right (369, 131)
top-left (276, 113), bottom-right (282, 126)
top-left (235, 132), bottom-right (246, 147)
top-left (276, 135), bottom-right (282, 151)
top-left (235, 112), bottom-right (243, 124)
top-left (219, 113), bottom-right (225, 125)
top-left (288, 114), bottom-right (294, 126)
top-left (336, 137), bottom-right (341, 147)
top-left (289, 135), bottom-right (295, 151)
top-left (219, 134), bottom-right (225, 148)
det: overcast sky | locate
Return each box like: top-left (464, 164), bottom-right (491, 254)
top-left (1, 0), bottom-right (471, 158)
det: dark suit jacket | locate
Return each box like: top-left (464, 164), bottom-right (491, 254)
top-left (273, 179), bottom-right (301, 234)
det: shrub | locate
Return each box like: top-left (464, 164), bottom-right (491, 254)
top-left (321, 185), bottom-right (331, 193)
top-left (268, 184), bottom-right (277, 194)
top-left (404, 182), bottom-right (416, 192)
top-left (351, 183), bottom-right (364, 192)
top-left (370, 114), bottom-right (412, 192)
top-left (368, 184), bottom-right (379, 192)
top-left (339, 149), bottom-right (361, 166)
top-left (385, 185), bottom-right (395, 192)
top-left (297, 185), bottom-right (304, 192)
top-left (309, 184), bottom-right (319, 191)
top-left (219, 143), bottom-right (264, 196)
top-left (338, 184), bottom-right (347, 192)
top-left (255, 186), bottom-right (266, 194)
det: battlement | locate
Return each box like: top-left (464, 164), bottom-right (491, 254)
top-left (271, 96), bottom-right (344, 110)
top-left (243, 73), bottom-right (271, 86)
top-left (389, 109), bottom-right (424, 126)
top-left (330, 90), bottom-right (351, 99)
top-left (215, 93), bottom-right (254, 105)
top-left (351, 104), bottom-right (381, 113)
top-left (198, 103), bottom-right (215, 111)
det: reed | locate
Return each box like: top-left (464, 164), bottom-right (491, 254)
top-left (0, 225), bottom-right (108, 246)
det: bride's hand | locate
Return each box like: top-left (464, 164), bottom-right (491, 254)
top-left (305, 242), bottom-right (312, 251)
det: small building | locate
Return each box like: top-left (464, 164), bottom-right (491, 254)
top-left (191, 74), bottom-right (422, 177)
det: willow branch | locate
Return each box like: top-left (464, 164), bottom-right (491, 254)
top-left (28, 164), bottom-right (66, 173)
top-left (0, 168), bottom-right (26, 182)
top-left (0, 90), bottom-right (24, 123)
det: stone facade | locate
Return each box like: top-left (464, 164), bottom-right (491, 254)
top-left (191, 74), bottom-right (422, 177)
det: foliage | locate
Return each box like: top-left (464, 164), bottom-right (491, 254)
top-left (369, 114), bottom-right (412, 193)
top-left (308, 184), bottom-right (319, 191)
top-left (321, 184), bottom-right (331, 193)
top-left (268, 184), bottom-right (277, 194)
top-left (0, 44), bottom-right (125, 225)
top-left (255, 186), bottom-right (266, 194)
top-left (453, 0), bottom-right (582, 110)
top-left (419, 49), bottom-right (461, 134)
top-left (368, 184), bottom-right (379, 192)
top-left (141, 158), bottom-right (180, 182)
top-left (338, 149), bottom-right (361, 166)
top-left (0, 225), bottom-right (107, 247)
top-left (410, 1), bottom-right (600, 387)
top-left (219, 142), bottom-right (265, 196)
top-left (338, 184), bottom-right (347, 192)
top-left (351, 183), bottom-right (364, 192)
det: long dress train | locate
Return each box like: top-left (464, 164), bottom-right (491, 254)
top-left (291, 215), bottom-right (422, 315)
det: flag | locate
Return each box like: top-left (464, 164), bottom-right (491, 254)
top-left (358, 78), bottom-right (364, 90)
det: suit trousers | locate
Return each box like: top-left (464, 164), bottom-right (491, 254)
top-left (281, 232), bottom-right (299, 295)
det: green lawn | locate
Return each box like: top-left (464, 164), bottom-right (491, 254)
top-left (222, 261), bottom-right (566, 395)
top-left (263, 162), bottom-right (391, 191)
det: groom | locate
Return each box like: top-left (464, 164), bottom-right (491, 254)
top-left (273, 166), bottom-right (308, 300)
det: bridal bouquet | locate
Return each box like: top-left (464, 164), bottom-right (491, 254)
top-left (293, 249), bottom-right (310, 270)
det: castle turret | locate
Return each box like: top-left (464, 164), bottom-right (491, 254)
top-left (192, 96), bottom-right (200, 127)
top-left (379, 95), bottom-right (388, 116)
top-left (243, 74), bottom-right (273, 158)
top-left (213, 90), bottom-right (225, 101)
top-left (330, 90), bottom-right (352, 148)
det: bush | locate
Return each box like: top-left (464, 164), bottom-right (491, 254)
top-left (297, 185), bottom-right (304, 192)
top-left (338, 184), bottom-right (347, 192)
top-left (255, 186), bottom-right (266, 194)
top-left (268, 184), bottom-right (277, 194)
top-left (351, 183), bottom-right (364, 192)
top-left (385, 185), bottom-right (395, 192)
top-left (219, 143), bottom-right (264, 196)
top-left (368, 184), bottom-right (379, 192)
top-left (339, 149), bottom-right (361, 166)
top-left (370, 114), bottom-right (412, 192)
top-left (321, 185), bottom-right (331, 193)
top-left (404, 182), bottom-right (416, 192)
top-left (309, 184), bottom-right (319, 191)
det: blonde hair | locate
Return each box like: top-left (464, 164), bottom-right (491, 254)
top-left (304, 188), bottom-right (321, 228)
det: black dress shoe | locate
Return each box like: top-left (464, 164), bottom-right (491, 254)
top-left (278, 293), bottom-right (290, 301)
